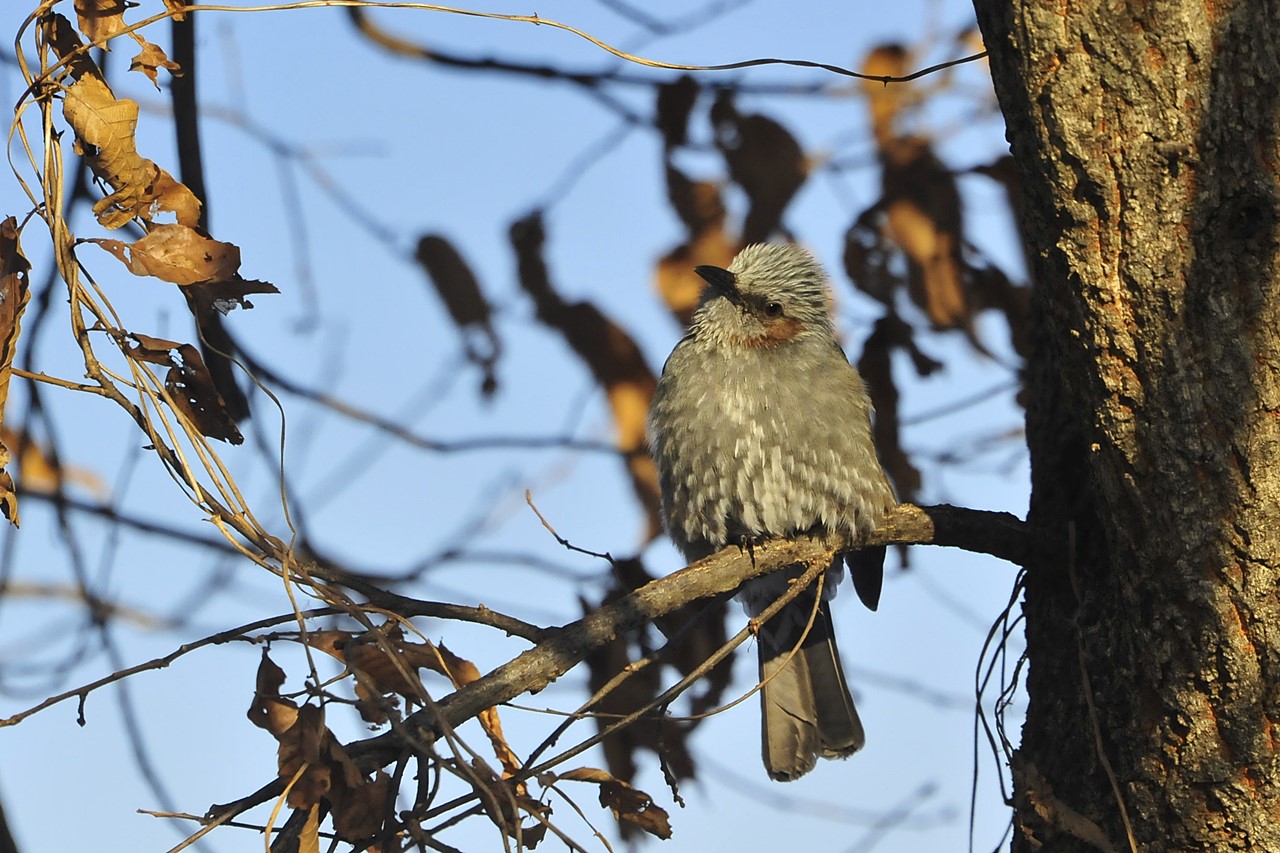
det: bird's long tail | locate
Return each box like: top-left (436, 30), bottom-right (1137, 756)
top-left (757, 591), bottom-right (864, 781)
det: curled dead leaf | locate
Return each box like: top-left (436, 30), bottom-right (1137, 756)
top-left (665, 164), bottom-right (725, 238)
top-left (711, 91), bottom-right (807, 244)
top-left (842, 203), bottom-right (897, 307)
top-left (0, 217), bottom-right (31, 525)
top-left (46, 14), bottom-right (200, 229)
top-left (555, 767), bottom-right (673, 840)
top-left (413, 234), bottom-right (500, 397)
top-left (881, 136), bottom-right (970, 332)
top-left (247, 650), bottom-right (299, 737)
top-left (73, 0), bottom-right (127, 44)
top-left (247, 651), bottom-right (389, 841)
top-left (655, 75), bottom-right (698, 150)
top-left (184, 277), bottom-right (279, 316)
top-left (856, 315), bottom-right (941, 503)
top-left (130, 37), bottom-right (182, 88)
top-left (91, 223), bottom-right (239, 285)
top-left (127, 334), bottom-right (244, 444)
top-left (861, 44), bottom-right (911, 143)
top-left (0, 427), bottom-right (107, 499)
top-left (280, 704), bottom-right (331, 808)
top-left (468, 759), bottom-right (550, 848)
top-left (308, 629), bottom-right (525, 780)
top-left (581, 558), bottom-right (721, 792)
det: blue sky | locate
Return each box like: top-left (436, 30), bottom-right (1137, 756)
top-left (1, 2), bottom-right (1029, 851)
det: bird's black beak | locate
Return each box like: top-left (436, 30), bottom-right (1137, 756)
top-left (694, 265), bottom-right (737, 295)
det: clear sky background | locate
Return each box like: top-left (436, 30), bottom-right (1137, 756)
top-left (1, 2), bottom-right (1029, 851)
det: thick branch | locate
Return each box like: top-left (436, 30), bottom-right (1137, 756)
top-left (207, 502), bottom-right (1025, 822)
top-left (350, 502), bottom-right (1026, 767)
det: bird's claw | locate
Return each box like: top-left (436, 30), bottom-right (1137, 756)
top-left (732, 532), bottom-right (767, 567)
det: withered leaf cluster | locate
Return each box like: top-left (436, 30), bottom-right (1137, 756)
top-left (653, 76), bottom-right (809, 325)
top-left (843, 41), bottom-right (1030, 501)
top-left (248, 652), bottom-right (392, 846)
top-left (26, 12), bottom-right (277, 449)
top-left (579, 567), bottom-right (725, 818)
top-left (249, 625), bottom-right (676, 848)
top-left (549, 767), bottom-right (672, 840)
top-left (48, 14), bottom-right (199, 229)
top-left (128, 334), bottom-right (244, 444)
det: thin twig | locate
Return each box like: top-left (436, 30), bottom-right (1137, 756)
top-left (0, 609), bottom-right (337, 727)
top-left (525, 490), bottom-right (615, 563)
top-left (21, 0), bottom-right (988, 106)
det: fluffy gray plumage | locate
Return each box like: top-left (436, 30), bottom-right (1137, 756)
top-left (647, 242), bottom-right (896, 781)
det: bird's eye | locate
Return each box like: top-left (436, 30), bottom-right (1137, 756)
top-left (764, 301), bottom-right (784, 317)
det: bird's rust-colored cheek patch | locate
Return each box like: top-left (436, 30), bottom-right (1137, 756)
top-left (740, 317), bottom-right (803, 348)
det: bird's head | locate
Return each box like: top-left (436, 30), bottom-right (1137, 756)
top-left (691, 243), bottom-right (835, 349)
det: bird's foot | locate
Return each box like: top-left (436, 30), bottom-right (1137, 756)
top-left (731, 532), bottom-right (768, 566)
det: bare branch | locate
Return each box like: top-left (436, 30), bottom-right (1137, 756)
top-left (348, 503), bottom-right (1030, 768)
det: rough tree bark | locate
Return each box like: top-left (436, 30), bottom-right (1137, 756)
top-left (973, 1), bottom-right (1280, 851)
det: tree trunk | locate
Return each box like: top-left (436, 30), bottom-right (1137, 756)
top-left (972, 1), bottom-right (1280, 850)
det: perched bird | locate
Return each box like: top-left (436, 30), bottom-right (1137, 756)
top-left (647, 243), bottom-right (896, 781)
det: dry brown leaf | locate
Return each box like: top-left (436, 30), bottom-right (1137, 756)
top-left (856, 316), bottom-right (941, 503)
top-left (167, 343), bottom-right (243, 444)
top-left (0, 220), bottom-right (30, 413)
top-left (469, 759), bottom-right (550, 848)
top-left (436, 643), bottom-right (525, 780)
top-left (129, 37), bottom-right (182, 88)
top-left (413, 235), bottom-right (500, 396)
top-left (308, 629), bottom-right (524, 780)
top-left (580, 558), bottom-right (714, 793)
top-left (309, 628), bottom-right (432, 700)
top-left (46, 15), bottom-right (201, 229)
top-left (710, 91), bottom-right (807, 244)
top-left (127, 334), bottom-right (244, 444)
top-left (74, 0), bottom-right (127, 44)
top-left (247, 650), bottom-right (300, 737)
top-left (861, 43), bottom-right (911, 143)
top-left (247, 651), bottom-right (388, 841)
top-left (91, 223), bottom-right (239, 285)
top-left (0, 471), bottom-right (16, 526)
top-left (880, 136), bottom-right (973, 334)
top-left (607, 560), bottom-right (732, 720)
top-left (886, 199), bottom-right (966, 327)
top-left (655, 228), bottom-right (738, 327)
top-left (280, 704), bottom-right (331, 808)
top-left (127, 333), bottom-right (184, 365)
top-left (511, 213), bottom-right (662, 539)
top-left (656, 165), bottom-right (737, 326)
top-left (842, 203), bottom-right (897, 307)
top-left (664, 164), bottom-right (725, 238)
top-left (0, 426), bottom-right (107, 498)
top-left (968, 263), bottom-right (1031, 361)
top-left (328, 758), bottom-right (390, 841)
top-left (655, 75), bottom-right (698, 150)
top-left (413, 236), bottom-right (490, 328)
top-left (184, 277), bottom-right (279, 315)
top-left (556, 767), bottom-right (673, 840)
top-left (957, 25), bottom-right (986, 58)
top-left (0, 217), bottom-right (31, 526)
top-left (298, 805), bottom-right (321, 853)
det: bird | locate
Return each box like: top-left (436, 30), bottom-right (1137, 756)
top-left (647, 242), bottom-right (896, 781)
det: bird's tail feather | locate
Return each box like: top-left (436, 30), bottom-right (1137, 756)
top-left (758, 594), bottom-right (864, 781)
